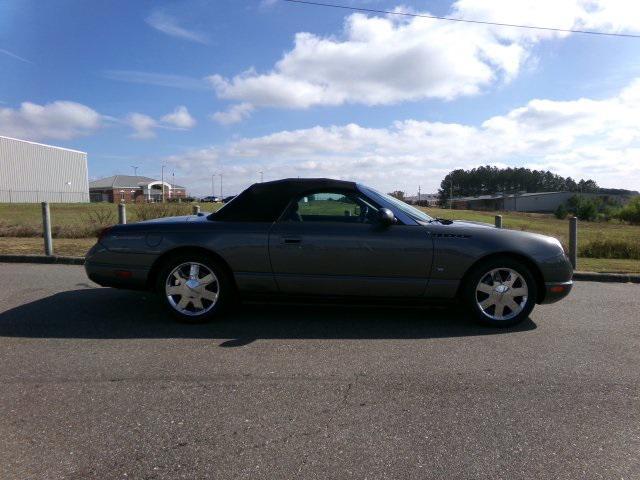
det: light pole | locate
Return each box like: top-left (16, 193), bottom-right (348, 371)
top-left (161, 165), bottom-right (166, 203)
top-left (219, 173), bottom-right (223, 199)
top-left (259, 171), bottom-right (264, 183)
top-left (131, 165), bottom-right (139, 177)
top-left (211, 174), bottom-right (215, 197)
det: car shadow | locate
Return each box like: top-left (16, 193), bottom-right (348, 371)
top-left (0, 288), bottom-right (536, 345)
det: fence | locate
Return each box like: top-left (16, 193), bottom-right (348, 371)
top-left (0, 190), bottom-right (90, 203)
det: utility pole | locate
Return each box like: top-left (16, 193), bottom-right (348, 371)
top-left (418, 185), bottom-right (421, 203)
top-left (161, 165), bottom-right (166, 203)
top-left (171, 172), bottom-right (175, 200)
top-left (211, 174), bottom-right (216, 197)
top-left (259, 171), bottom-right (264, 183)
top-left (131, 165), bottom-right (139, 177)
top-left (219, 173), bottom-right (223, 199)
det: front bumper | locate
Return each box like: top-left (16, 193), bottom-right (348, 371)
top-left (84, 242), bottom-right (150, 290)
top-left (540, 280), bottom-right (573, 304)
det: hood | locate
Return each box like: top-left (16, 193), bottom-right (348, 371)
top-left (137, 213), bottom-right (211, 224)
top-left (449, 220), bottom-right (495, 228)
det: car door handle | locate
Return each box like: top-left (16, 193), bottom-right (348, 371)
top-left (282, 236), bottom-right (302, 244)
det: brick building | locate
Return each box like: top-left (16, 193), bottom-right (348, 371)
top-left (89, 175), bottom-right (187, 203)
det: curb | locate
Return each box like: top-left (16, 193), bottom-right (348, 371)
top-left (572, 271), bottom-right (640, 284)
top-left (0, 254), bottom-right (85, 265)
top-left (1, 255), bottom-right (640, 283)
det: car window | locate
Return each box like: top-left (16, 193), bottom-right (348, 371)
top-left (282, 191), bottom-right (378, 223)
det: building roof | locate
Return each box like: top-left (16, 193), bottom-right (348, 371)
top-left (0, 135), bottom-right (87, 155)
top-left (455, 191), bottom-right (568, 202)
top-left (212, 178), bottom-right (357, 222)
top-left (89, 175), bottom-right (185, 189)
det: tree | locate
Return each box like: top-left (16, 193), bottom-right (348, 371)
top-left (388, 190), bottom-right (405, 201)
top-left (437, 166), bottom-right (599, 204)
top-left (617, 196), bottom-right (640, 225)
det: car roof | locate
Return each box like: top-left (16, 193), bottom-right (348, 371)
top-left (211, 178), bottom-right (357, 222)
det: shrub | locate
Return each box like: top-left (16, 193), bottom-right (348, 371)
top-left (554, 204), bottom-right (568, 219)
top-left (576, 200), bottom-right (598, 221)
top-left (579, 239), bottom-right (640, 260)
top-left (84, 208), bottom-right (116, 228)
top-left (132, 203), bottom-right (194, 221)
top-left (617, 196), bottom-right (640, 225)
top-left (0, 222), bottom-right (41, 237)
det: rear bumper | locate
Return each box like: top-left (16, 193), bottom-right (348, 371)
top-left (540, 280), bottom-right (573, 304)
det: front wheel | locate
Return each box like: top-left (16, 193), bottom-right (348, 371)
top-left (463, 258), bottom-right (537, 327)
top-left (156, 253), bottom-right (232, 323)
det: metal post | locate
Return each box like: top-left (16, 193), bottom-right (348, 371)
top-left (192, 205), bottom-right (200, 215)
top-left (41, 202), bottom-right (53, 256)
top-left (569, 216), bottom-right (578, 270)
top-left (118, 202), bottom-right (127, 224)
top-left (495, 215), bottom-right (502, 228)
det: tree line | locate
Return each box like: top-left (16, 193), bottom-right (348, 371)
top-left (437, 166), bottom-right (602, 205)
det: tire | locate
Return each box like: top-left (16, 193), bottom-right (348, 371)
top-left (462, 257), bottom-right (537, 327)
top-left (156, 252), bottom-right (233, 324)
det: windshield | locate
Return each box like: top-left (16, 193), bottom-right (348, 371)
top-left (359, 185), bottom-right (433, 222)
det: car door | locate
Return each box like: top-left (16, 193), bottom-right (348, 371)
top-left (268, 190), bottom-right (433, 297)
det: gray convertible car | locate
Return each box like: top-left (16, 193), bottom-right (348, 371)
top-left (85, 178), bottom-right (573, 326)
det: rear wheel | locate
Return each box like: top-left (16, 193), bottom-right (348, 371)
top-left (156, 253), bottom-right (231, 323)
top-left (463, 258), bottom-right (537, 327)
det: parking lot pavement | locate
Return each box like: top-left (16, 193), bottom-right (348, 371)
top-left (0, 263), bottom-right (638, 479)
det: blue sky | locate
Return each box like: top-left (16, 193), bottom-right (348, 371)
top-left (1, 0), bottom-right (640, 195)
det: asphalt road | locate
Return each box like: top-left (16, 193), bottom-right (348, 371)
top-left (0, 263), bottom-right (638, 480)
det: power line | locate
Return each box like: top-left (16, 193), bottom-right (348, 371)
top-left (283, 0), bottom-right (640, 39)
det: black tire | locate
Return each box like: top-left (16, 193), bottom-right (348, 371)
top-left (156, 252), bottom-right (233, 324)
top-left (462, 257), bottom-right (537, 328)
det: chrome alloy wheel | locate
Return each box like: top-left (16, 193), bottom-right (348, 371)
top-left (475, 268), bottom-right (529, 321)
top-left (165, 262), bottom-right (219, 316)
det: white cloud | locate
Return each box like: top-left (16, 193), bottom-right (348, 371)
top-left (161, 106), bottom-right (197, 129)
top-left (125, 106), bottom-right (197, 138)
top-left (125, 113), bottom-right (158, 139)
top-left (168, 78), bottom-right (640, 195)
top-left (209, 0), bottom-right (640, 121)
top-left (0, 48), bottom-right (33, 64)
top-left (146, 11), bottom-right (210, 44)
top-left (210, 103), bottom-right (254, 125)
top-left (103, 70), bottom-right (209, 90)
top-left (0, 101), bottom-right (101, 140)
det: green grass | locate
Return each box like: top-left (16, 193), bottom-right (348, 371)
top-left (422, 207), bottom-right (640, 254)
top-left (0, 202), bottom-right (222, 238)
top-left (1, 202), bottom-right (640, 273)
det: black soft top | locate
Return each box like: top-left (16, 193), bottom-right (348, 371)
top-left (210, 178), bottom-right (357, 222)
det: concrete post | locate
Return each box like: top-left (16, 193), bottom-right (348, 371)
top-left (41, 202), bottom-right (53, 256)
top-left (118, 202), bottom-right (127, 225)
top-left (192, 205), bottom-right (201, 215)
top-left (569, 216), bottom-right (578, 269)
top-left (495, 215), bottom-right (502, 228)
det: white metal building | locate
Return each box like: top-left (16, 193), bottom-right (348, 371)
top-left (0, 135), bottom-right (89, 203)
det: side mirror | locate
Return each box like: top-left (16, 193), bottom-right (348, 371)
top-left (378, 208), bottom-right (396, 226)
